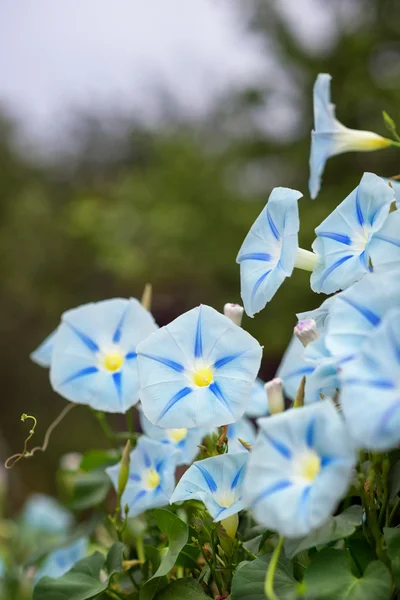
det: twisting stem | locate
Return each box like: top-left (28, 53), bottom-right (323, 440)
top-left (264, 536), bottom-right (284, 600)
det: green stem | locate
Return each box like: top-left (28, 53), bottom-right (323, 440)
top-left (126, 408), bottom-right (135, 440)
top-left (379, 458), bottom-right (390, 527)
top-left (92, 410), bottom-right (116, 447)
top-left (389, 497), bottom-right (400, 526)
top-left (264, 536), bottom-right (284, 600)
top-left (136, 535), bottom-right (145, 564)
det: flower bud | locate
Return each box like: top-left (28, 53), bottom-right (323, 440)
top-left (60, 452), bottom-right (82, 472)
top-left (118, 440), bottom-right (132, 497)
top-left (294, 319), bottom-right (319, 347)
top-left (223, 303), bottom-right (244, 327)
top-left (265, 378), bottom-right (284, 415)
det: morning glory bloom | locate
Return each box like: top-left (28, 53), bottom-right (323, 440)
top-left (311, 173), bottom-right (396, 294)
top-left (139, 411), bottom-right (204, 466)
top-left (303, 336), bottom-right (341, 404)
top-left (137, 305), bottom-right (262, 429)
top-left (50, 298), bottom-right (158, 413)
top-left (106, 436), bottom-right (177, 518)
top-left (277, 336), bottom-right (315, 402)
top-left (227, 417), bottom-right (256, 453)
top-left (244, 377), bottom-right (269, 418)
top-left (243, 401), bottom-right (356, 537)
top-left (35, 538), bottom-right (88, 583)
top-left (340, 308), bottom-right (400, 450)
top-left (237, 187), bottom-right (317, 317)
top-left (170, 452), bottom-right (248, 525)
top-left (22, 493), bottom-right (73, 534)
top-left (31, 329), bottom-right (57, 368)
top-left (325, 267), bottom-right (400, 360)
top-left (309, 74), bottom-right (391, 199)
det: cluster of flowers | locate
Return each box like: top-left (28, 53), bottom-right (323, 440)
top-left (30, 73), bottom-right (400, 578)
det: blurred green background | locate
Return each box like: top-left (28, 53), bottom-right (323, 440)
top-left (1, 0), bottom-right (400, 506)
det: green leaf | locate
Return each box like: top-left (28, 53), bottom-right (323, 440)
top-left (155, 578), bottom-right (210, 599)
top-left (231, 553), bottom-right (298, 600)
top-left (80, 448), bottom-right (121, 471)
top-left (139, 509), bottom-right (189, 600)
top-left (384, 527), bottom-right (400, 589)
top-left (284, 506), bottom-right (362, 559)
top-left (105, 541), bottom-right (125, 574)
top-left (67, 470), bottom-right (111, 510)
top-left (304, 548), bottom-right (392, 600)
top-left (388, 460), bottom-right (400, 499)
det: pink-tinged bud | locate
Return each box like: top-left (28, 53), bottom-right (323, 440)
top-left (60, 452), bottom-right (82, 472)
top-left (223, 303), bottom-right (244, 327)
top-left (265, 378), bottom-right (284, 415)
top-left (294, 319), bottom-right (319, 347)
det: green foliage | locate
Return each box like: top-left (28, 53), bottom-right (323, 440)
top-left (155, 578), bottom-right (210, 599)
top-left (383, 527), bottom-right (400, 590)
top-left (67, 470), bottom-right (111, 511)
top-left (32, 542), bottom-right (124, 600)
top-left (231, 553), bottom-right (298, 600)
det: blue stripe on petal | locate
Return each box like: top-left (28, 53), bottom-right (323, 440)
top-left (320, 456), bottom-right (334, 468)
top-left (61, 365), bottom-right (99, 385)
top-left (126, 351), bottom-right (137, 360)
top-left (305, 417), bottom-right (316, 448)
top-left (374, 234), bottom-right (400, 248)
top-left (195, 462), bottom-right (218, 492)
top-left (263, 432), bottom-right (292, 459)
top-left (252, 479), bottom-right (292, 506)
top-left (317, 232), bottom-right (352, 245)
top-left (318, 255), bottom-right (353, 287)
top-left (157, 386), bottom-right (193, 421)
top-left (66, 324), bottom-right (99, 353)
top-left (214, 506), bottom-right (227, 520)
top-left (389, 326), bottom-right (400, 364)
top-left (267, 209), bottom-right (280, 241)
top-left (142, 450), bottom-right (151, 468)
top-left (139, 353), bottom-right (185, 373)
top-left (238, 252), bottom-right (271, 262)
top-left (129, 473), bottom-right (141, 482)
top-left (214, 353), bottom-right (243, 369)
top-left (209, 381), bottom-right (235, 417)
top-left (355, 191), bottom-right (364, 226)
top-left (113, 307), bottom-right (128, 344)
top-left (284, 366), bottom-right (315, 379)
top-left (344, 377), bottom-right (395, 389)
top-left (250, 270), bottom-right (271, 303)
top-left (131, 490), bottom-right (147, 504)
top-left (194, 310), bottom-right (203, 358)
top-left (340, 297), bottom-right (381, 327)
top-left (231, 464), bottom-right (245, 490)
top-left (112, 371), bottom-right (122, 405)
top-left (155, 459), bottom-right (165, 473)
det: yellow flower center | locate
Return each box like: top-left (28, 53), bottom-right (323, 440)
top-left (216, 490), bottom-right (236, 508)
top-left (168, 428), bottom-right (188, 443)
top-left (103, 350), bottom-right (124, 372)
top-left (143, 468), bottom-right (160, 490)
top-left (192, 366), bottom-right (213, 387)
top-left (297, 452), bottom-right (321, 482)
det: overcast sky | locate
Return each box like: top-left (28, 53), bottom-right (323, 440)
top-left (0, 0), bottom-right (343, 149)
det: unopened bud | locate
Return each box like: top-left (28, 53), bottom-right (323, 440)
top-left (60, 452), bottom-right (82, 472)
top-left (118, 440), bottom-right (132, 497)
top-left (223, 303), bottom-right (244, 327)
top-left (294, 319), bottom-right (319, 347)
top-left (141, 283), bottom-right (152, 311)
top-left (265, 378), bottom-right (284, 415)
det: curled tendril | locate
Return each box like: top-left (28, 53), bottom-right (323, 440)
top-left (5, 403), bottom-right (76, 469)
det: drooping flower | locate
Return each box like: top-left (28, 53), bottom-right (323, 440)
top-left (244, 377), bottom-right (269, 418)
top-left (309, 74), bottom-right (392, 199)
top-left (170, 452), bottom-right (248, 525)
top-left (21, 493), bottom-right (73, 534)
top-left (311, 173), bottom-right (396, 294)
top-left (35, 538), bottom-right (88, 583)
top-left (137, 305), bottom-right (262, 429)
top-left (325, 267), bottom-right (400, 360)
top-left (227, 417), bottom-right (256, 453)
top-left (237, 187), bottom-right (318, 317)
top-left (49, 298), bottom-right (158, 413)
top-left (139, 411), bottom-right (204, 466)
top-left (31, 329), bottom-right (57, 368)
top-left (243, 401), bottom-right (356, 537)
top-left (340, 308), bottom-right (400, 451)
top-left (106, 436), bottom-right (177, 518)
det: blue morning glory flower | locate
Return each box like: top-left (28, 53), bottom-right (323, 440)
top-left (137, 305), bottom-right (262, 429)
top-left (170, 452), bottom-right (248, 523)
top-left (302, 336), bottom-right (341, 404)
top-left (139, 411), bottom-right (204, 466)
top-left (276, 336), bottom-right (315, 402)
top-left (106, 436), bottom-right (177, 518)
top-left (309, 74), bottom-right (391, 199)
top-left (49, 298), bottom-right (158, 413)
top-left (31, 329), bottom-right (57, 368)
top-left (237, 187), bottom-right (315, 317)
top-left (22, 493), bottom-right (73, 534)
top-left (339, 308), bottom-right (400, 450)
top-left (243, 401), bottom-right (356, 537)
top-left (325, 267), bottom-right (400, 360)
top-left (227, 417), bottom-right (256, 453)
top-left (244, 377), bottom-right (268, 418)
top-left (35, 538), bottom-right (88, 583)
top-left (311, 172), bottom-right (396, 294)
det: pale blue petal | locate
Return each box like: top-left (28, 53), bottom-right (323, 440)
top-left (170, 452), bottom-right (248, 521)
top-left (313, 73), bottom-right (338, 131)
top-left (302, 337), bottom-right (340, 404)
top-left (35, 538), bottom-right (88, 583)
top-left (276, 335), bottom-right (315, 401)
top-left (22, 493), bottom-right (73, 533)
top-left (309, 132), bottom-right (336, 200)
top-left (369, 210), bottom-right (400, 268)
top-left (237, 188), bottom-right (302, 317)
top-left (245, 377), bottom-right (268, 418)
top-left (30, 329), bottom-right (58, 368)
top-left (325, 268), bottom-right (400, 359)
top-left (340, 308), bottom-right (400, 450)
top-left (244, 402), bottom-right (356, 537)
top-left (227, 417), bottom-right (256, 453)
top-left (297, 296), bottom-right (335, 331)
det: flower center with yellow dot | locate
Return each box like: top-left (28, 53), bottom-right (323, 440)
top-left (192, 365), bottom-right (213, 387)
top-left (102, 349), bottom-right (124, 372)
top-left (143, 468), bottom-right (160, 490)
top-left (294, 451), bottom-right (321, 483)
top-left (168, 428), bottom-right (188, 444)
